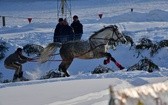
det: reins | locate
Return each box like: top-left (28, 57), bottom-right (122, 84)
top-left (74, 43), bottom-right (106, 58)
top-left (30, 44), bottom-right (106, 62)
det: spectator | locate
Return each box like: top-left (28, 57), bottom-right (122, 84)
top-left (60, 19), bottom-right (74, 42)
top-left (53, 18), bottom-right (74, 43)
top-left (53, 18), bottom-right (64, 42)
top-left (4, 48), bottom-right (33, 82)
top-left (71, 15), bottom-right (83, 40)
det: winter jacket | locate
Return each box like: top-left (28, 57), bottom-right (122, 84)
top-left (71, 20), bottom-right (83, 35)
top-left (60, 25), bottom-right (74, 36)
top-left (54, 23), bottom-right (63, 37)
top-left (4, 51), bottom-right (28, 65)
top-left (53, 24), bottom-right (74, 43)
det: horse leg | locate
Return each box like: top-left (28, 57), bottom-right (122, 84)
top-left (58, 59), bottom-right (73, 77)
top-left (103, 52), bottom-right (124, 70)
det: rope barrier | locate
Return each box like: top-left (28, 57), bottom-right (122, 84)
top-left (0, 15), bottom-right (57, 20)
top-left (1, 7), bottom-right (166, 27)
top-left (0, 7), bottom-right (152, 20)
top-left (30, 59), bottom-right (63, 62)
top-left (29, 44), bottom-right (106, 62)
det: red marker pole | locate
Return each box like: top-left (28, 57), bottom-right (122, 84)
top-left (98, 13), bottom-right (103, 19)
top-left (28, 18), bottom-right (32, 23)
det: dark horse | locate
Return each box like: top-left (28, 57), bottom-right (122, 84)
top-left (38, 25), bottom-right (127, 77)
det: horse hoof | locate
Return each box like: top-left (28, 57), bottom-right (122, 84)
top-left (65, 73), bottom-right (70, 77)
top-left (103, 59), bottom-right (110, 65)
top-left (62, 71), bottom-right (70, 77)
top-left (103, 60), bottom-right (106, 65)
top-left (63, 74), bottom-right (70, 77)
top-left (120, 67), bottom-right (125, 70)
top-left (103, 60), bottom-right (107, 65)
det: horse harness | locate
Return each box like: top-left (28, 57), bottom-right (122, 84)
top-left (90, 27), bottom-right (124, 44)
top-left (32, 27), bottom-right (124, 62)
top-left (73, 27), bottom-right (126, 58)
top-left (89, 27), bottom-right (124, 50)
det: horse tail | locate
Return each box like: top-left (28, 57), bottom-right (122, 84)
top-left (38, 42), bottom-right (62, 63)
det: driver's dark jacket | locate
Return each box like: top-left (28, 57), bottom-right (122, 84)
top-left (4, 51), bottom-right (28, 65)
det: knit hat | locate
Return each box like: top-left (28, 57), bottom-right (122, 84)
top-left (58, 18), bottom-right (63, 22)
top-left (73, 15), bottom-right (78, 19)
top-left (16, 48), bottom-right (22, 52)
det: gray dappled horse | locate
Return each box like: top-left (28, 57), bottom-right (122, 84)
top-left (39, 25), bottom-right (127, 77)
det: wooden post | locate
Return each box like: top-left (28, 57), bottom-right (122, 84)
top-left (0, 15), bottom-right (2, 26)
top-left (2, 16), bottom-right (6, 26)
top-left (109, 85), bottom-right (115, 105)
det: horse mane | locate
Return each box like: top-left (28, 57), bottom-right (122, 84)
top-left (89, 25), bottom-right (117, 40)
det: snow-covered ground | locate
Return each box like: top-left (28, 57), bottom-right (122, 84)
top-left (0, 0), bottom-right (168, 105)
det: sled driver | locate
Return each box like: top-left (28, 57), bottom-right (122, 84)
top-left (4, 48), bottom-right (33, 81)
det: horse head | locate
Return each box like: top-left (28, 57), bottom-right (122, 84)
top-left (89, 25), bottom-right (127, 47)
top-left (110, 25), bottom-right (127, 44)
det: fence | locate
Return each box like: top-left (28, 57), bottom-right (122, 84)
top-left (0, 16), bottom-right (6, 26)
top-left (1, 7), bottom-right (166, 27)
top-left (109, 81), bottom-right (168, 105)
top-left (0, 15), bottom-right (57, 27)
top-left (0, 7), bottom-right (137, 27)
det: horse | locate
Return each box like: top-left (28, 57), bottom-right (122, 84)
top-left (38, 25), bottom-right (127, 77)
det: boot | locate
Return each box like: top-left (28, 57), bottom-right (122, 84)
top-left (13, 74), bottom-right (18, 82)
top-left (18, 71), bottom-right (28, 81)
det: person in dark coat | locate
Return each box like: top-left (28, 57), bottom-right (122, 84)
top-left (53, 18), bottom-right (64, 42)
top-left (60, 19), bottom-right (74, 42)
top-left (54, 18), bottom-right (74, 43)
top-left (4, 48), bottom-right (32, 82)
top-left (71, 15), bottom-right (83, 40)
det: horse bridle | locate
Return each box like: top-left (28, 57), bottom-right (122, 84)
top-left (109, 27), bottom-right (126, 42)
top-left (91, 28), bottom-right (124, 41)
top-left (89, 27), bottom-right (125, 48)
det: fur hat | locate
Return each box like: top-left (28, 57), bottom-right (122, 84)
top-left (73, 15), bottom-right (78, 19)
top-left (16, 48), bottom-right (22, 52)
top-left (58, 18), bottom-right (63, 22)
